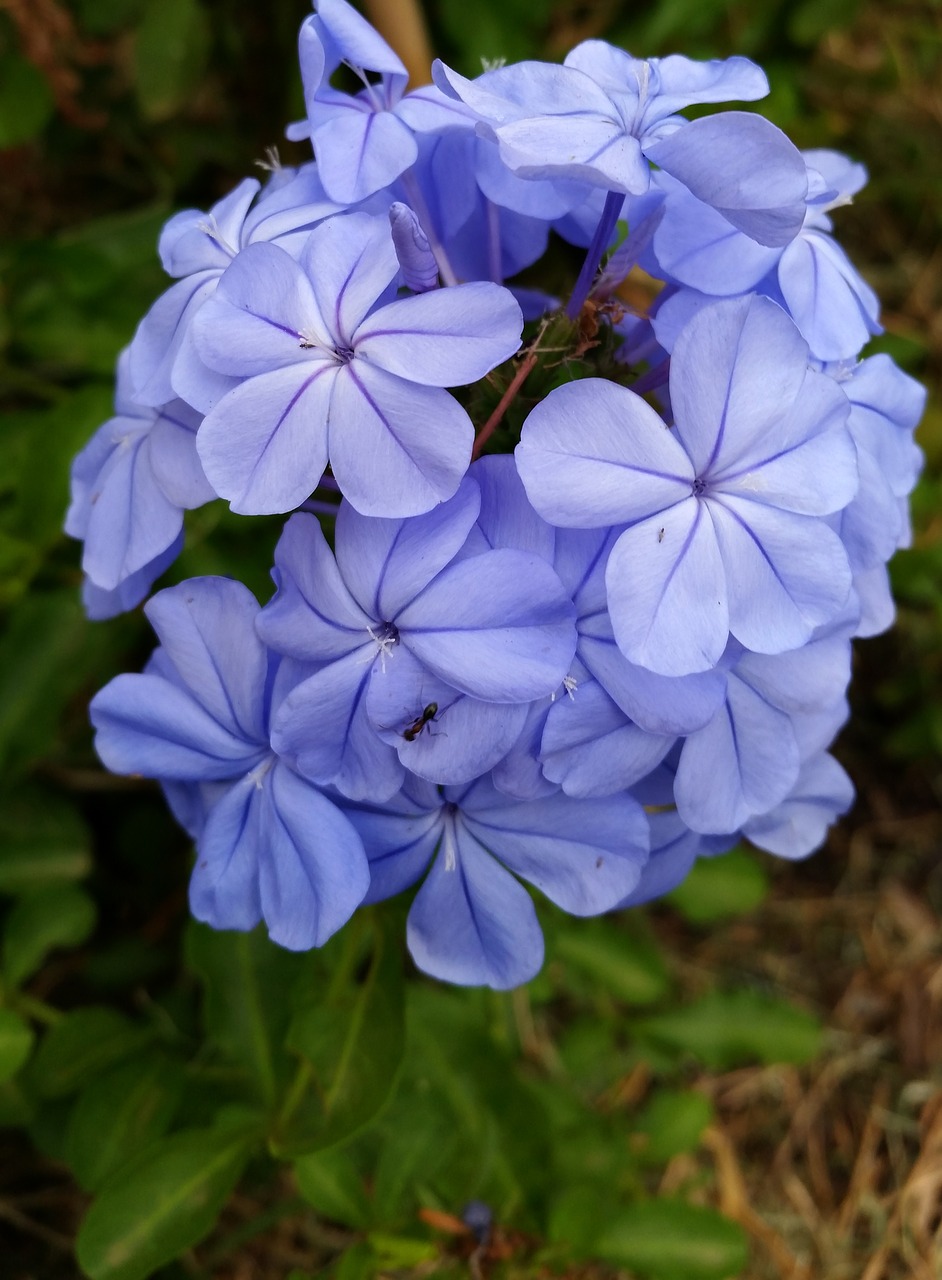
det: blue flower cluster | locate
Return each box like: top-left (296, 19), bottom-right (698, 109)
top-left (74, 0), bottom-right (925, 988)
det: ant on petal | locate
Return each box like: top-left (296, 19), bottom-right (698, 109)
top-left (402, 702), bottom-right (439, 742)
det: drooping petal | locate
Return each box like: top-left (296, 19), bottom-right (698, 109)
top-left (516, 378), bottom-right (693, 528)
top-left (354, 282), bottom-right (523, 386)
top-left (257, 762), bottom-right (370, 949)
top-left (743, 752), bottom-right (854, 859)
top-left (328, 362), bottom-right (472, 516)
top-left (646, 113), bottom-right (807, 247)
top-left (197, 362), bottom-right (335, 514)
top-left (674, 674), bottom-right (800, 833)
top-left (188, 774), bottom-right (265, 932)
top-left (398, 549), bottom-right (576, 701)
top-left (777, 231), bottom-right (881, 361)
top-left (407, 828), bottom-right (544, 989)
top-left (91, 673), bottom-right (265, 781)
top-left (605, 500), bottom-right (729, 676)
top-left (147, 402), bottom-right (215, 509)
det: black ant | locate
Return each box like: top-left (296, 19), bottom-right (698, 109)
top-left (402, 702), bottom-right (439, 741)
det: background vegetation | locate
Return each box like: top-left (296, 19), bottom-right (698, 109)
top-left (0, 1), bottom-right (939, 1277)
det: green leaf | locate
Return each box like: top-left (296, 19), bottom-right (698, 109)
top-left (630, 1090), bottom-right (714, 1164)
top-left (27, 1007), bottom-right (154, 1098)
top-left (555, 918), bottom-right (669, 1005)
top-left (596, 1200), bottom-right (748, 1279)
top-left (133, 0), bottom-right (210, 121)
top-left (0, 787), bottom-right (92, 893)
top-left (0, 53), bottom-right (55, 147)
top-left (668, 848), bottom-right (769, 924)
top-left (273, 918), bottom-right (405, 1157)
top-left (0, 1009), bottom-right (34, 1083)
top-left (65, 1054), bottom-right (185, 1191)
top-left (367, 1233), bottom-right (438, 1269)
top-left (634, 990), bottom-right (823, 1070)
top-left (185, 922), bottom-right (303, 1107)
top-left (76, 1125), bottom-right (255, 1280)
top-left (3, 884), bottom-right (97, 986)
top-left (294, 1147), bottom-right (371, 1229)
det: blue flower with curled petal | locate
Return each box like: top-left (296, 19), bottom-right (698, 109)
top-left (516, 294), bottom-right (858, 677)
top-left (287, 0), bottom-right (475, 204)
top-left (188, 212), bottom-right (522, 517)
top-left (434, 42), bottom-right (807, 248)
top-left (65, 350), bottom-right (214, 609)
top-left (340, 772), bottom-right (649, 989)
top-left (90, 578), bottom-right (370, 950)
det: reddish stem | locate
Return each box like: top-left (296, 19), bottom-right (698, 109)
top-left (471, 349), bottom-right (540, 460)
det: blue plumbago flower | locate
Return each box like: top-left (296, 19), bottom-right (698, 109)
top-left (516, 294), bottom-right (858, 676)
top-left (257, 478), bottom-right (577, 801)
top-left (65, 351), bottom-right (213, 599)
top-left (287, 0), bottom-right (475, 204)
top-left (434, 43), bottom-right (807, 245)
top-left (128, 172), bottom-right (344, 409)
top-left (74, 0), bottom-right (925, 981)
top-left (649, 150), bottom-right (882, 361)
top-left (188, 212), bottom-right (523, 516)
top-left (340, 772), bottom-right (650, 989)
top-left (90, 578), bottom-right (370, 949)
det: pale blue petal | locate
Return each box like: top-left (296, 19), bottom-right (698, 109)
top-left (407, 831), bottom-right (544, 990)
top-left (743, 752), bottom-right (854, 859)
top-left (197, 362), bottom-right (335, 514)
top-left (355, 282), bottom-right (522, 386)
top-left (301, 213), bottom-right (400, 342)
top-left (516, 378), bottom-right (692, 528)
top-left (398, 549), bottom-right (576, 701)
top-left (328, 363), bottom-right (472, 516)
top-left (606, 501), bottom-right (729, 676)
top-left (675, 674), bottom-right (800, 833)
top-left (709, 495), bottom-right (852, 654)
top-left (335, 477), bottom-right (481, 619)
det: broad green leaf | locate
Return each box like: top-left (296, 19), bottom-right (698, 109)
top-left (133, 0), bottom-right (210, 121)
top-left (634, 990), bottom-right (823, 1070)
top-left (185, 922), bottom-right (303, 1107)
top-left (0, 592), bottom-right (88, 775)
top-left (371, 1093), bottom-right (459, 1224)
top-left (630, 1089), bottom-right (714, 1164)
top-left (555, 918), bottom-right (669, 1005)
top-left (27, 1007), bottom-right (153, 1098)
top-left (76, 1125), bottom-right (255, 1280)
top-left (0, 53), bottom-right (54, 147)
top-left (0, 787), bottom-right (92, 893)
top-left (368, 1233), bottom-right (438, 1269)
top-left (0, 1009), bottom-right (34, 1082)
top-left (272, 919), bottom-right (404, 1157)
top-left (294, 1147), bottom-right (371, 1228)
top-left (668, 848), bottom-right (769, 923)
top-left (332, 1243), bottom-right (375, 1280)
top-left (548, 1184), bottom-right (623, 1256)
top-left (0, 1077), bottom-right (33, 1126)
top-left (596, 1200), bottom-right (748, 1279)
top-left (3, 885), bottom-right (97, 986)
top-left (65, 1054), bottom-right (185, 1191)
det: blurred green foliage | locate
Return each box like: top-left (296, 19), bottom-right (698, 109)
top-left (0, 0), bottom-right (938, 1276)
